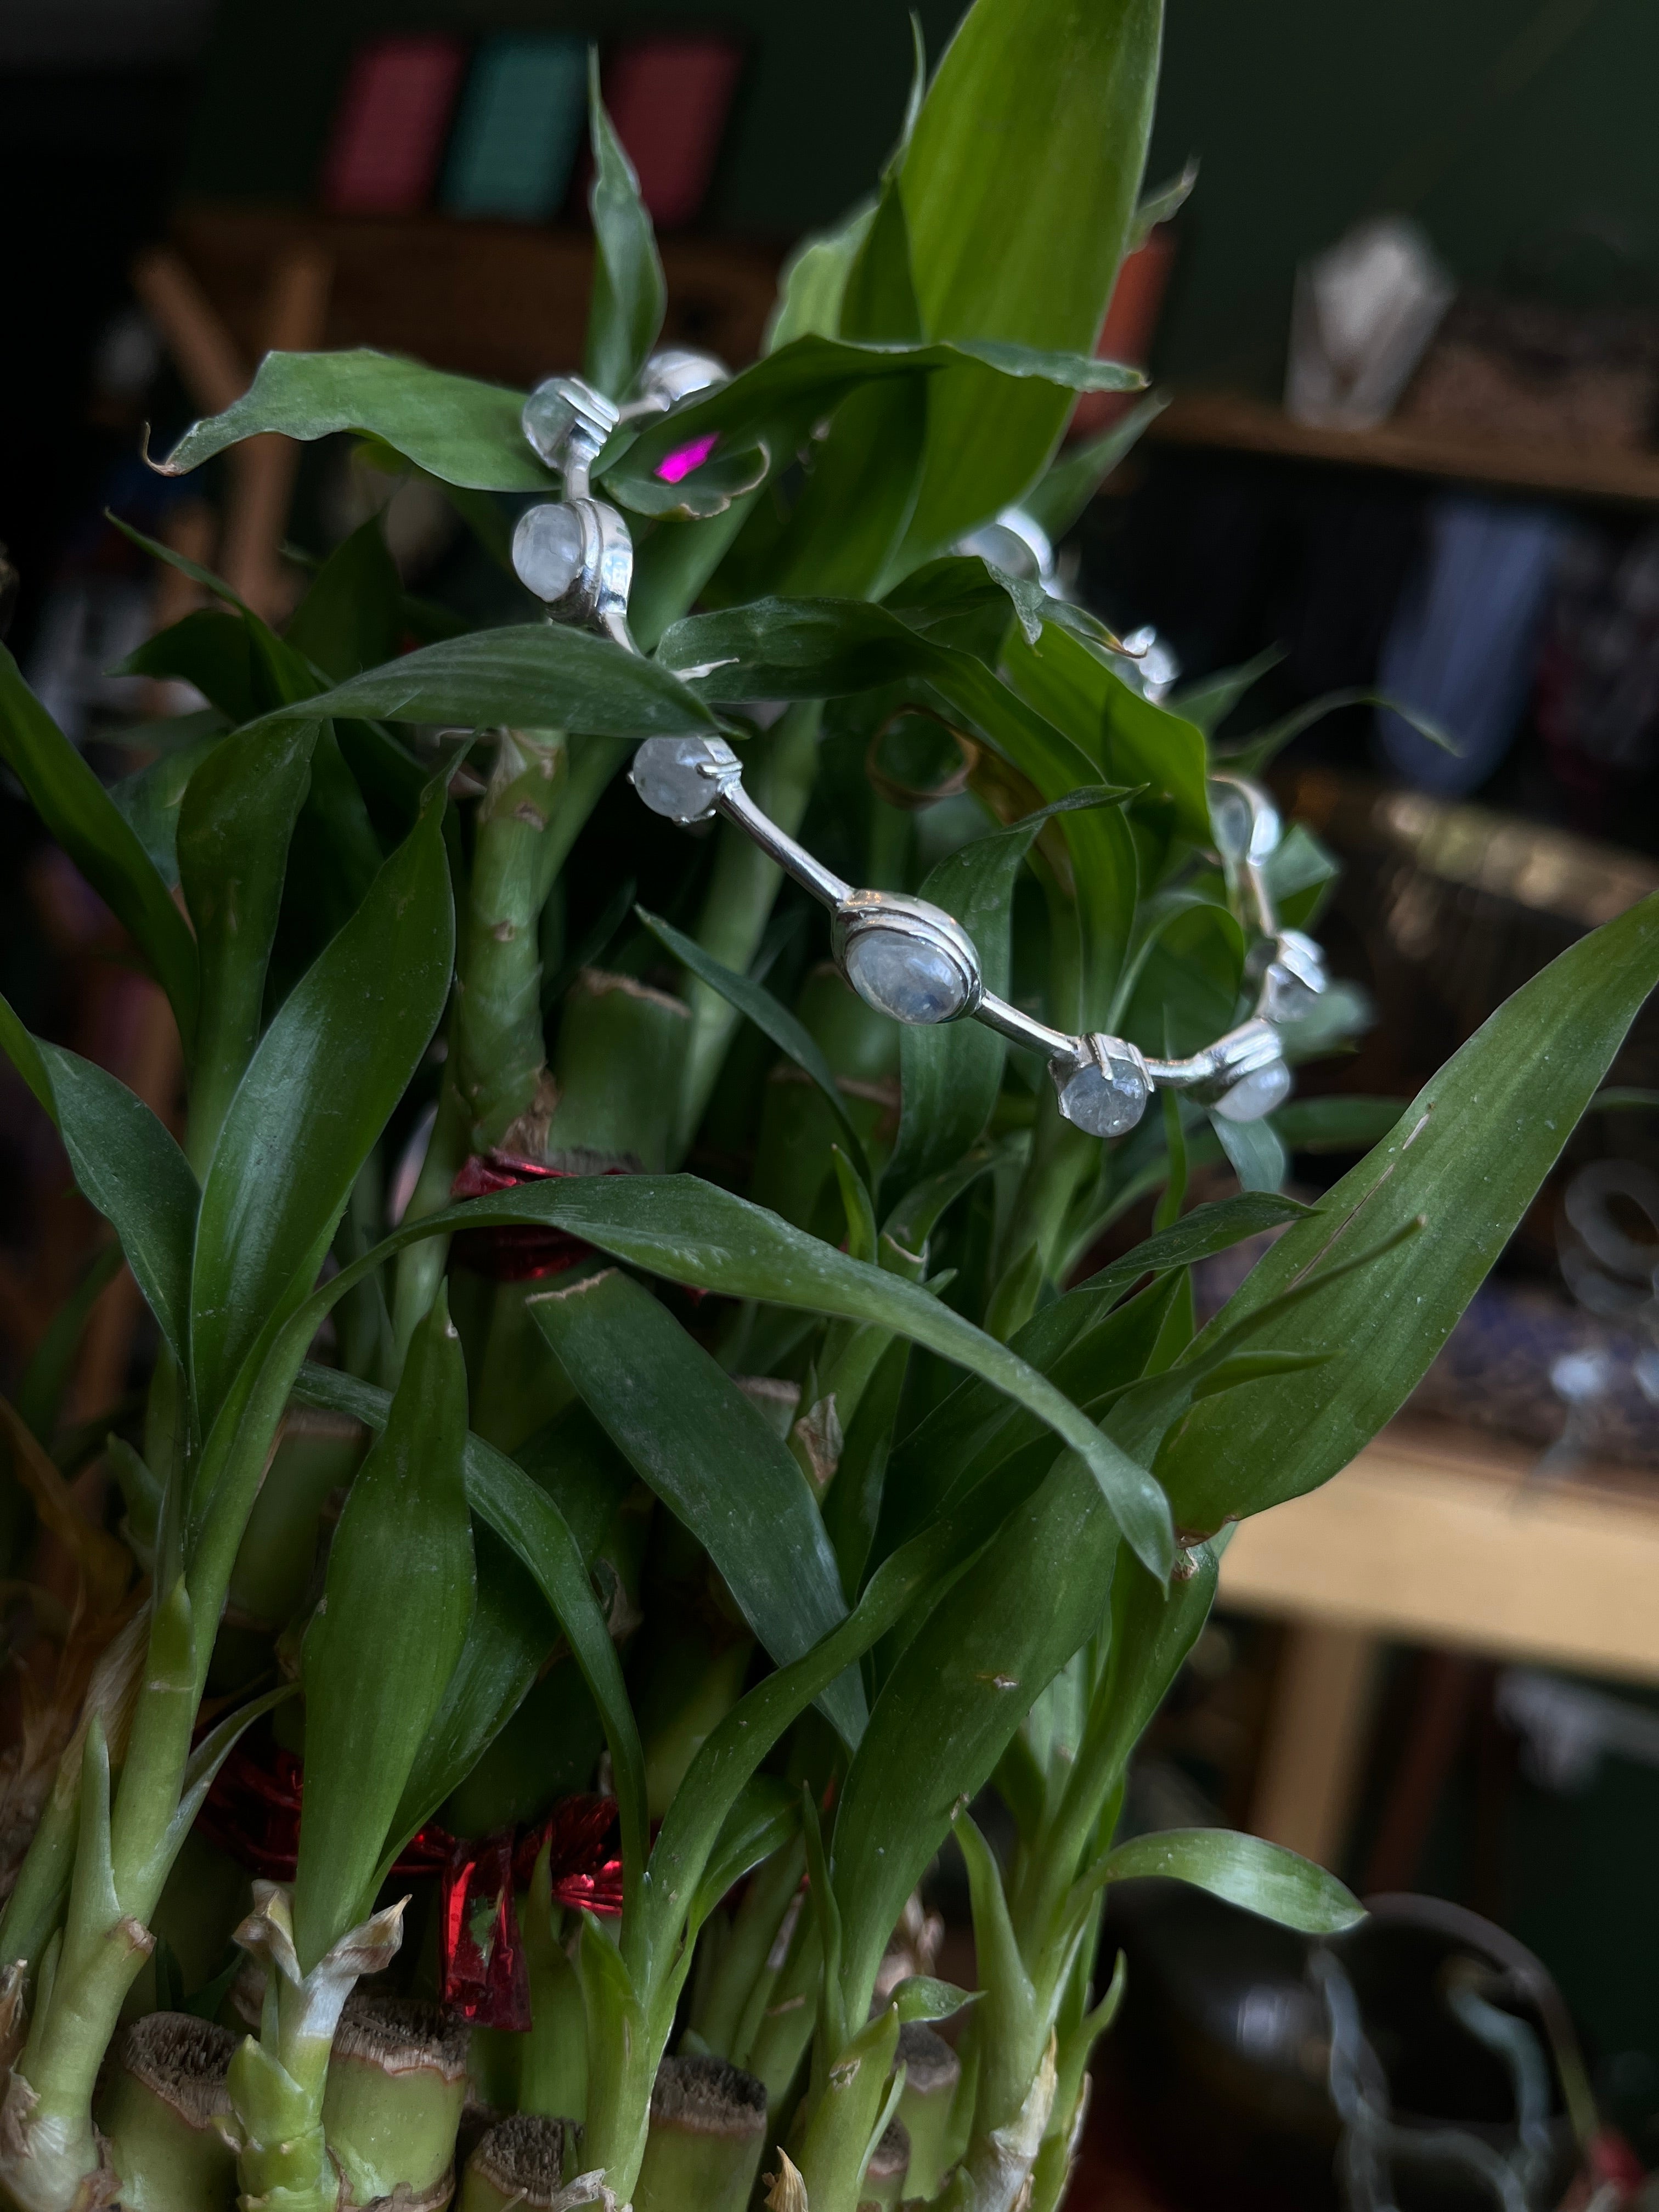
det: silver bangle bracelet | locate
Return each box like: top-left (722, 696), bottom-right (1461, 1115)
top-left (510, 363), bottom-right (1328, 1144)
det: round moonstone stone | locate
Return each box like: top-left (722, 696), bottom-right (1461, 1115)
top-left (1212, 1056), bottom-right (1293, 1123)
top-left (844, 928), bottom-right (970, 1024)
top-left (522, 382), bottom-right (580, 465)
top-left (1054, 1044), bottom-right (1150, 1138)
top-left (513, 504), bottom-right (586, 603)
top-left (630, 736), bottom-right (732, 822)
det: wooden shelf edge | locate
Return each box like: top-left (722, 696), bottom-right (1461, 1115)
top-left (1219, 1421), bottom-right (1659, 1683)
top-left (1149, 388), bottom-right (1659, 507)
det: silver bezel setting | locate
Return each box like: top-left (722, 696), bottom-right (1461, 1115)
top-left (832, 891), bottom-right (985, 1027)
top-left (619, 347), bottom-right (732, 421)
top-left (511, 498), bottom-right (636, 646)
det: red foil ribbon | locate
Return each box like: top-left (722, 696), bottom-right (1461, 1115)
top-left (441, 1829), bottom-right (531, 2030)
top-left (448, 1153), bottom-right (619, 1282)
top-left (198, 1740), bottom-right (621, 2032)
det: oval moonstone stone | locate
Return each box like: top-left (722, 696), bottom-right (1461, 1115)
top-left (844, 928), bottom-right (970, 1024)
top-left (512, 504), bottom-right (586, 602)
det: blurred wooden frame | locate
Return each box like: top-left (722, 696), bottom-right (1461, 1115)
top-left (132, 238), bottom-right (333, 622)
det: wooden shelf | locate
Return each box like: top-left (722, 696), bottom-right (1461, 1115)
top-left (1220, 1418), bottom-right (1659, 1683)
top-left (168, 200), bottom-right (783, 392)
top-left (1150, 387), bottom-right (1659, 507)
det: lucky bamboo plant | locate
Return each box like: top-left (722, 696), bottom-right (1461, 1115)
top-left (0, 4), bottom-right (1653, 2210)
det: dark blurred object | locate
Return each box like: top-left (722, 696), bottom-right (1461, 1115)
top-left (1100, 1883), bottom-right (1589, 2212)
top-left (1374, 494), bottom-right (1565, 797)
top-left (440, 35), bottom-right (586, 225)
top-left (1535, 520), bottom-right (1659, 827)
top-left (604, 35), bottom-right (744, 230)
top-left (0, 548), bottom-right (16, 642)
top-left (1403, 294), bottom-right (1659, 453)
top-left (1283, 767), bottom-right (1659, 1099)
top-left (1070, 225), bottom-right (1178, 442)
top-left (320, 33), bottom-right (465, 216)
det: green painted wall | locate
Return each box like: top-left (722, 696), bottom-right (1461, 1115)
top-left (185, 0), bottom-right (1659, 388)
top-left (1147, 0), bottom-right (1659, 387)
top-left (183, 0), bottom-right (967, 234)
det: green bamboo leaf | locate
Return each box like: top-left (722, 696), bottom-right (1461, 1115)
top-left (0, 999), bottom-right (197, 1370)
top-left (1130, 157), bottom-right (1199, 248)
top-left (1001, 623), bottom-right (1210, 843)
top-left (1218, 688), bottom-right (1458, 778)
top-left (1159, 889), bottom-right (1659, 1534)
top-left (831, 1448), bottom-right (1118, 2021)
top-left (189, 789), bottom-right (454, 1429)
top-left (636, 904), bottom-right (872, 1187)
top-left (294, 1288), bottom-right (474, 1971)
top-left (377, 1530), bottom-right (554, 1883)
top-left (894, 0), bottom-right (1163, 565)
top-left (874, 1193), bottom-right (1311, 1562)
top-left (1168, 645), bottom-right (1284, 737)
top-left (108, 721), bottom-right (227, 885)
top-left (1210, 1110), bottom-right (1285, 1195)
top-left (441, 1174), bottom-right (1170, 1578)
top-left (153, 349), bottom-right (549, 492)
top-left (690, 1779), bottom-right (800, 1928)
top-left (0, 646), bottom-right (199, 1048)
top-left (1021, 392), bottom-right (1170, 544)
top-left (291, 1361), bottom-right (647, 1898)
top-left (14, 1243), bottom-right (124, 1443)
top-left (889, 1976), bottom-right (980, 2025)
top-left (638, 1438), bottom-right (1059, 1984)
top-left (177, 720), bottom-right (318, 1166)
top-left (240, 623), bottom-right (715, 743)
top-left (1085, 1827), bottom-right (1363, 1934)
top-left (121, 613), bottom-right (261, 723)
top-left (599, 331), bottom-right (1142, 517)
top-left (585, 49), bottom-right (667, 400)
top-left (1271, 1096), bottom-right (1405, 1153)
top-left (283, 515), bottom-right (408, 681)
top-left (1075, 1544), bottom-right (1218, 1830)
top-left (527, 1267), bottom-right (867, 1746)
top-left (766, 202), bottom-right (878, 353)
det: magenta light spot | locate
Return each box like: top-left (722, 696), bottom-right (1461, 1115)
top-left (656, 432), bottom-right (720, 484)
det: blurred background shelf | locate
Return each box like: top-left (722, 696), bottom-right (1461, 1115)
top-left (1149, 387), bottom-right (1659, 507)
top-left (168, 199), bottom-right (783, 388)
top-left (1223, 1422), bottom-right (1659, 1870)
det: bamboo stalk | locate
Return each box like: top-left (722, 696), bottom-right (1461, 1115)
top-left (94, 2013), bottom-right (237, 2212)
top-left (458, 2112), bottom-right (569, 2211)
top-left (321, 1993), bottom-right (471, 2211)
top-left (894, 2023), bottom-right (961, 2200)
top-left (633, 2053), bottom-right (767, 2212)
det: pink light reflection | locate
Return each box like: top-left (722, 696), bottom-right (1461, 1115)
top-left (656, 432), bottom-right (721, 484)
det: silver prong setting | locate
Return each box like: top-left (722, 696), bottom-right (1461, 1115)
top-left (1048, 1033), bottom-right (1154, 1139)
top-left (521, 375), bottom-right (621, 499)
top-left (630, 735), bottom-right (743, 825)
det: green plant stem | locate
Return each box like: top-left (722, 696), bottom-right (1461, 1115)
top-left (674, 702), bottom-right (822, 1154)
top-left (519, 1855), bottom-right (586, 2124)
top-left (692, 1839), bottom-right (804, 2061)
top-left (454, 727), bottom-right (568, 1151)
